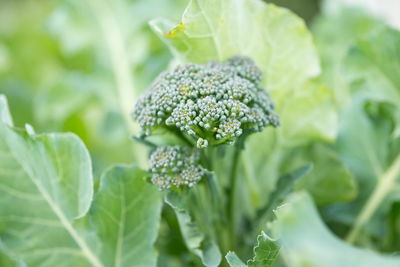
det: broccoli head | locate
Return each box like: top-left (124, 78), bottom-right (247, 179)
top-left (133, 56), bottom-right (279, 148)
top-left (149, 146), bottom-right (205, 189)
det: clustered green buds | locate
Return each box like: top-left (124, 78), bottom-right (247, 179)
top-left (148, 146), bottom-right (205, 189)
top-left (133, 56), bottom-right (279, 148)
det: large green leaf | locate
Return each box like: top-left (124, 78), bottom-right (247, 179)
top-left (225, 231), bottom-right (279, 267)
top-left (89, 165), bottom-right (162, 267)
top-left (151, 0), bottom-right (320, 90)
top-left (294, 144), bottom-right (357, 205)
top-left (247, 232), bottom-right (279, 267)
top-left (343, 26), bottom-right (400, 131)
top-left (337, 97), bottom-right (392, 184)
top-left (150, 0), bottom-right (338, 144)
top-left (345, 27), bottom-right (400, 98)
top-left (0, 101), bottom-right (98, 266)
top-left (312, 8), bottom-right (385, 105)
top-left (277, 79), bottom-right (337, 145)
top-left (0, 96), bottom-right (164, 266)
top-left (314, 11), bottom-right (400, 245)
top-left (254, 164), bottom-right (313, 232)
top-left (0, 248), bottom-right (23, 267)
top-left (272, 192), bottom-right (400, 267)
top-left (165, 191), bottom-right (222, 267)
top-left (330, 94), bottom-right (400, 244)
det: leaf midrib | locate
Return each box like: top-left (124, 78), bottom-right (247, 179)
top-left (3, 133), bottom-right (104, 267)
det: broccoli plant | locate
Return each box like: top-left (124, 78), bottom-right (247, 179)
top-left (134, 57), bottom-right (279, 196)
top-left (133, 56), bottom-right (279, 149)
top-left (1, 0), bottom-right (400, 267)
top-left (132, 57), bottom-right (280, 264)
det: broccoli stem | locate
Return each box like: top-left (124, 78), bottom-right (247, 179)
top-left (227, 145), bottom-right (241, 249)
top-left (202, 147), bottom-right (231, 253)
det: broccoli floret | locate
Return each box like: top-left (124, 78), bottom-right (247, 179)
top-left (149, 146), bottom-right (205, 189)
top-left (133, 56), bottom-right (279, 148)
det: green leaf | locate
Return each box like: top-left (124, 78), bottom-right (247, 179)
top-left (271, 191), bottom-right (400, 267)
top-left (89, 165), bottom-right (162, 267)
top-left (331, 95), bottom-right (400, 238)
top-left (294, 144), bottom-right (358, 205)
top-left (151, 0), bottom-right (338, 144)
top-left (344, 27), bottom-right (400, 109)
top-left (278, 79), bottom-right (338, 145)
top-left (312, 8), bottom-right (385, 105)
top-left (247, 231), bottom-right (279, 267)
top-left (225, 251), bottom-right (246, 267)
top-left (318, 24), bottom-right (400, 244)
top-left (0, 96), bottom-right (164, 266)
top-left (342, 26), bottom-right (400, 139)
top-left (0, 95), bottom-right (12, 126)
top-left (165, 191), bottom-right (222, 267)
top-left (0, 100), bottom-right (100, 266)
top-left (151, 0), bottom-right (320, 89)
top-left (255, 164), bottom-right (313, 231)
top-left (0, 247), bottom-right (23, 267)
top-left (226, 231), bottom-right (279, 267)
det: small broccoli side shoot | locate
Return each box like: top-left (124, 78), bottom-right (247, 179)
top-left (148, 146), bottom-right (204, 189)
top-left (133, 56), bottom-right (279, 148)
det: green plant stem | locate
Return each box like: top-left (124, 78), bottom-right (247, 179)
top-left (227, 146), bottom-right (241, 249)
top-left (203, 147), bottom-right (230, 254)
top-left (346, 154), bottom-right (400, 243)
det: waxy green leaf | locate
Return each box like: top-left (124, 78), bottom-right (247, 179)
top-left (0, 96), bottom-right (163, 267)
top-left (0, 98), bottom-right (98, 266)
top-left (272, 192), bottom-right (400, 267)
top-left (89, 165), bottom-right (162, 267)
top-left (226, 231), bottom-right (279, 267)
top-left (165, 191), bottom-right (222, 267)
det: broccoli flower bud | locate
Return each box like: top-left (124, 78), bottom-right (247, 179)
top-left (133, 56), bottom-right (279, 148)
top-left (149, 146), bottom-right (205, 189)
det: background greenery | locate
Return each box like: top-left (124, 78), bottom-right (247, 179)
top-left (1, 0), bottom-right (399, 266)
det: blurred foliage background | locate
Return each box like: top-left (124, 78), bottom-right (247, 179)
top-left (0, 0), bottom-right (189, 176)
top-left (1, 0), bottom-right (400, 265)
top-left (0, 0), bottom-right (324, 175)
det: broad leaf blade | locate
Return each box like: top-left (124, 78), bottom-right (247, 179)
top-left (165, 191), bottom-right (221, 267)
top-left (321, 23), bottom-right (400, 244)
top-left (247, 232), bottom-right (279, 267)
top-left (255, 164), bottom-right (313, 227)
top-left (226, 232), bottom-right (279, 267)
top-left (331, 95), bottom-right (400, 238)
top-left (89, 165), bottom-right (162, 267)
top-left (272, 192), bottom-right (400, 267)
top-left (344, 27), bottom-right (400, 108)
top-left (312, 8), bottom-right (385, 105)
top-left (278, 80), bottom-right (338, 145)
top-left (0, 247), bottom-right (24, 267)
top-left (151, 0), bottom-right (320, 91)
top-left (294, 144), bottom-right (358, 205)
top-left (0, 98), bottom-right (99, 266)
